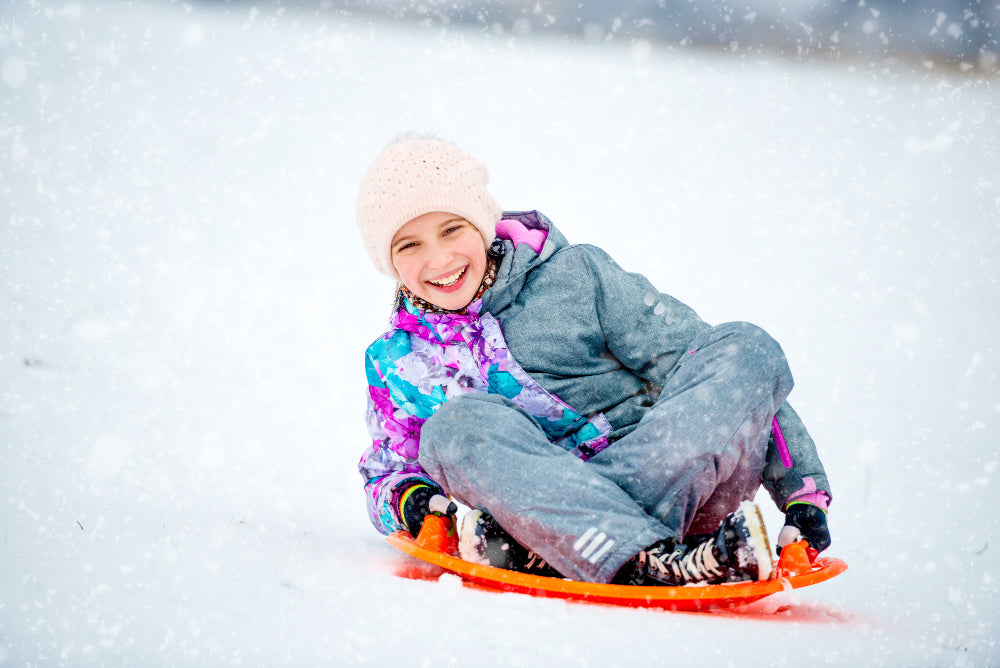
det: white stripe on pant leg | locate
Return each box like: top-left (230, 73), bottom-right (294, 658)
top-left (588, 539), bottom-right (615, 564)
top-left (573, 527), bottom-right (597, 552)
top-left (581, 532), bottom-right (607, 559)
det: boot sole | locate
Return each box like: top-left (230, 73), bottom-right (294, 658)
top-left (458, 509), bottom-right (492, 566)
top-left (738, 500), bottom-right (774, 581)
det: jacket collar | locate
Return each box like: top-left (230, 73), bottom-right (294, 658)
top-left (392, 296), bottom-right (483, 344)
top-left (481, 210), bottom-right (566, 314)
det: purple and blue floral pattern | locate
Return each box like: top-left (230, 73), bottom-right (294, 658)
top-left (360, 297), bottom-right (612, 534)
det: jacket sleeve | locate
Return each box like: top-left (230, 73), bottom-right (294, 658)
top-left (762, 403), bottom-right (832, 511)
top-left (359, 348), bottom-right (444, 535)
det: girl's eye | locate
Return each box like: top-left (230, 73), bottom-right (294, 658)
top-left (443, 224), bottom-right (464, 236)
top-left (396, 241), bottom-right (417, 252)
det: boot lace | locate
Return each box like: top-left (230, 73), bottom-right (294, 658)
top-left (643, 540), bottom-right (725, 584)
top-left (524, 551), bottom-right (551, 573)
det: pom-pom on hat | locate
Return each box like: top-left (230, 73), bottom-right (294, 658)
top-left (356, 135), bottom-right (502, 279)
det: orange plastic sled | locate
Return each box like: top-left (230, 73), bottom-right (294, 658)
top-left (387, 515), bottom-right (847, 611)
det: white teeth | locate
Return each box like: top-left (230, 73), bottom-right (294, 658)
top-left (429, 268), bottom-right (465, 287)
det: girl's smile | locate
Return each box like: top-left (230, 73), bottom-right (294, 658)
top-left (428, 266), bottom-right (467, 288)
top-left (391, 211), bottom-right (488, 311)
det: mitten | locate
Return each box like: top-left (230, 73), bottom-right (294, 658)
top-left (776, 502), bottom-right (831, 556)
top-left (399, 484), bottom-right (457, 537)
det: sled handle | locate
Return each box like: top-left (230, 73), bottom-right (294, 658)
top-left (415, 513), bottom-right (459, 556)
top-left (776, 540), bottom-right (815, 578)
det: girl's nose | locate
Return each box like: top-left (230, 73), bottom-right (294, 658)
top-left (426, 244), bottom-right (454, 268)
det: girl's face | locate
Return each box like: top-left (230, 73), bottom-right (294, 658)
top-left (391, 211), bottom-right (488, 311)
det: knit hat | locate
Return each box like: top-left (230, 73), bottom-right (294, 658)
top-left (356, 136), bottom-right (502, 279)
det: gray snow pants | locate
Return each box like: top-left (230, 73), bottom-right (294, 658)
top-left (418, 321), bottom-right (794, 583)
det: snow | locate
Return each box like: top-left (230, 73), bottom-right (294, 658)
top-left (2, 1), bottom-right (998, 665)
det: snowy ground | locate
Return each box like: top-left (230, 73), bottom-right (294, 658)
top-left (2, 2), bottom-right (999, 666)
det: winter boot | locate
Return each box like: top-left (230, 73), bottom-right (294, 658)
top-left (613, 501), bottom-right (774, 586)
top-left (459, 509), bottom-right (565, 578)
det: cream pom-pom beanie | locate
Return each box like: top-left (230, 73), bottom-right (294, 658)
top-left (355, 136), bottom-right (502, 279)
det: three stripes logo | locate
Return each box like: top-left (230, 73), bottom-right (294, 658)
top-left (574, 527), bottom-right (615, 564)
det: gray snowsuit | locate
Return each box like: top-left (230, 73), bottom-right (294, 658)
top-left (363, 210), bottom-right (830, 583)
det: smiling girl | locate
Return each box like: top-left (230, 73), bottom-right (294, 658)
top-left (355, 135), bottom-right (832, 586)
top-left (390, 212), bottom-right (490, 312)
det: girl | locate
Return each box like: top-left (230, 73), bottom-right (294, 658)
top-left (356, 135), bottom-right (832, 586)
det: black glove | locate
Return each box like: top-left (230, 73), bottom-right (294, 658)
top-left (399, 484), bottom-right (457, 537)
top-left (776, 503), bottom-right (831, 555)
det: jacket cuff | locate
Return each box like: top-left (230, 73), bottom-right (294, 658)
top-left (389, 477), bottom-right (441, 526)
top-left (783, 478), bottom-right (830, 512)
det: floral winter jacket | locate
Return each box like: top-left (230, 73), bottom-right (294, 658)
top-left (360, 211), bottom-right (832, 535)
